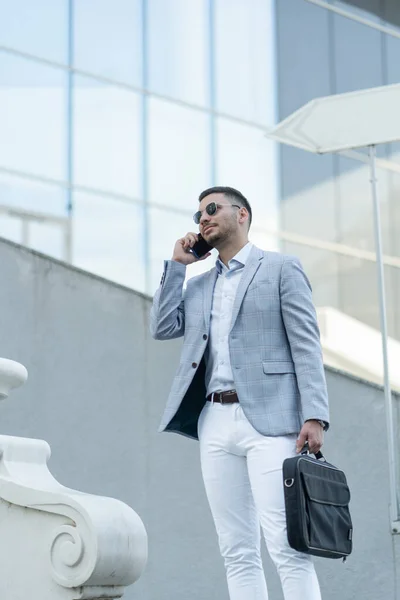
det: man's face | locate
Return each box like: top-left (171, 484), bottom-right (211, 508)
top-left (198, 193), bottom-right (240, 246)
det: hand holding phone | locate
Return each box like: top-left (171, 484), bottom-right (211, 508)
top-left (172, 233), bottom-right (212, 265)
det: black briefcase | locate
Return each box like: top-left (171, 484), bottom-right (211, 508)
top-left (283, 446), bottom-right (353, 560)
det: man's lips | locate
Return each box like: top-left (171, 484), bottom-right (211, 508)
top-left (203, 225), bottom-right (216, 235)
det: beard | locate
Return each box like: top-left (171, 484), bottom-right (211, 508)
top-left (204, 221), bottom-right (236, 247)
top-left (204, 230), bottom-right (219, 246)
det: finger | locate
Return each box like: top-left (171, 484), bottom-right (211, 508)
top-left (177, 238), bottom-right (187, 252)
top-left (199, 252), bottom-right (212, 261)
top-left (182, 237), bottom-right (193, 250)
top-left (186, 233), bottom-right (198, 246)
top-left (307, 436), bottom-right (321, 455)
top-left (296, 431), bottom-right (307, 454)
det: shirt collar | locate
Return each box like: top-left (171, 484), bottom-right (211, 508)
top-left (215, 242), bottom-right (253, 275)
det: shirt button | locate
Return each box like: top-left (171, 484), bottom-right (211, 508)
top-left (192, 362), bottom-right (197, 368)
top-left (203, 334), bottom-right (208, 340)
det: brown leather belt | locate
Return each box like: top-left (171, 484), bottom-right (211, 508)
top-left (206, 390), bottom-right (239, 404)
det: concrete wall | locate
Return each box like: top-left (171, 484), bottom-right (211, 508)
top-left (0, 236), bottom-right (399, 600)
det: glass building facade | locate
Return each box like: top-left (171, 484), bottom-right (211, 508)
top-left (0, 0), bottom-right (279, 295)
top-left (1, 0), bottom-right (400, 337)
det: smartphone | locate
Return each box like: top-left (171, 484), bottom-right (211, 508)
top-left (190, 234), bottom-right (213, 259)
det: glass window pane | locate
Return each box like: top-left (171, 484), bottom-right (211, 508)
top-left (281, 244), bottom-right (340, 309)
top-left (148, 0), bottom-right (209, 105)
top-left (73, 76), bottom-right (142, 198)
top-left (276, 0), bottom-right (332, 120)
top-left (280, 148), bottom-right (337, 241)
top-left (0, 53), bottom-right (67, 180)
top-left (215, 0), bottom-right (275, 124)
top-left (336, 157), bottom-right (393, 255)
top-left (333, 12), bottom-right (383, 93)
top-left (74, 0), bottom-right (142, 85)
top-left (337, 255), bottom-right (381, 329)
top-left (0, 0), bottom-right (67, 63)
top-left (29, 221), bottom-right (66, 260)
top-left (387, 171), bottom-right (400, 339)
top-left (387, 36), bottom-right (400, 164)
top-left (0, 214), bottom-right (25, 245)
top-left (384, 2), bottom-right (400, 29)
top-left (148, 99), bottom-right (211, 210)
top-left (0, 173), bottom-right (67, 217)
top-left (73, 192), bottom-right (145, 292)
top-left (216, 119), bottom-right (279, 235)
top-left (0, 175), bottom-right (67, 258)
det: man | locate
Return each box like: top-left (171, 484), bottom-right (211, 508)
top-left (150, 186), bottom-right (329, 600)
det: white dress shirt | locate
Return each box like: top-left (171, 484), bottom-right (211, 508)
top-left (205, 242), bottom-right (253, 397)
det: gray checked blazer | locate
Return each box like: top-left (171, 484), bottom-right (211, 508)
top-left (150, 245), bottom-right (329, 440)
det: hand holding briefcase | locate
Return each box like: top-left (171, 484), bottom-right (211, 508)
top-left (283, 445), bottom-right (353, 560)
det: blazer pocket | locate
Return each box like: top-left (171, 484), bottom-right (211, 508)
top-left (247, 279), bottom-right (273, 292)
top-left (262, 361), bottom-right (295, 374)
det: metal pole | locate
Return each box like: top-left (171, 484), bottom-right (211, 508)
top-left (369, 144), bottom-right (399, 528)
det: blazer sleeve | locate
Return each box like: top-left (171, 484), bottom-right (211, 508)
top-left (280, 257), bottom-right (330, 428)
top-left (150, 260), bottom-right (187, 340)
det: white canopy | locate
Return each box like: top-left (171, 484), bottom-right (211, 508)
top-left (268, 82), bottom-right (400, 153)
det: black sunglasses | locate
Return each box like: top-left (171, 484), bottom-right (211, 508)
top-left (193, 202), bottom-right (241, 225)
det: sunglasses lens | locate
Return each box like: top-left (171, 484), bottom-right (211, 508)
top-left (194, 202), bottom-right (217, 224)
top-left (206, 202), bottom-right (217, 216)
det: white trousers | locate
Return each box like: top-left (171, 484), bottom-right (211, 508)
top-left (198, 401), bottom-right (321, 600)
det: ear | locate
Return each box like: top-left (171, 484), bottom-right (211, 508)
top-left (238, 208), bottom-right (248, 223)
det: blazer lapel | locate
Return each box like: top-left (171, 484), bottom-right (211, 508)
top-left (203, 266), bottom-right (218, 331)
top-left (230, 246), bottom-right (264, 332)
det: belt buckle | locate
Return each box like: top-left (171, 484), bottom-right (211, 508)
top-left (221, 390), bottom-right (235, 404)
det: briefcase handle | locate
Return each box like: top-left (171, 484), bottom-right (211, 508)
top-left (300, 442), bottom-right (326, 461)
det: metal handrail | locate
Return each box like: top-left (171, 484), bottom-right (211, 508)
top-left (261, 228), bottom-right (400, 269)
top-left (0, 204), bottom-right (72, 262)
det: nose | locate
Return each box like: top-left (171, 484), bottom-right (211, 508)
top-left (200, 210), bottom-right (210, 226)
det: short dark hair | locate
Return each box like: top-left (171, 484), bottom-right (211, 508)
top-left (198, 186), bottom-right (252, 229)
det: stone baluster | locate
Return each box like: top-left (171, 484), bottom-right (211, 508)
top-left (0, 357), bottom-right (147, 600)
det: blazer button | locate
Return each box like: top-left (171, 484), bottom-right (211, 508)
top-left (203, 334), bottom-right (208, 340)
top-left (192, 362), bottom-right (197, 368)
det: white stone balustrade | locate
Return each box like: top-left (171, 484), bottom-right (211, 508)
top-left (0, 358), bottom-right (148, 600)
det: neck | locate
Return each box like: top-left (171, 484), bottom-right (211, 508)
top-left (217, 238), bottom-right (249, 266)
